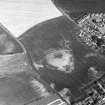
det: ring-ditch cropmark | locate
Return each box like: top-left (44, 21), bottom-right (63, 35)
top-left (44, 49), bottom-right (75, 73)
